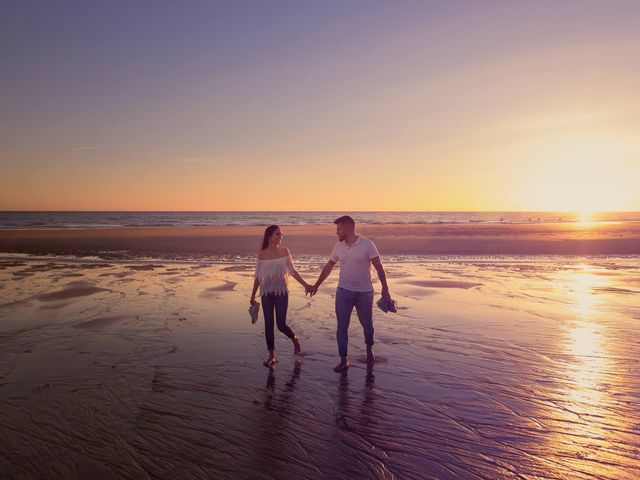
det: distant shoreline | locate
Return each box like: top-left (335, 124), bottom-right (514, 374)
top-left (2, 223), bottom-right (640, 258)
top-left (1, 211), bottom-right (638, 230)
top-left (1, 220), bottom-right (637, 231)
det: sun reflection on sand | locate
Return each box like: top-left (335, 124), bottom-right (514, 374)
top-left (568, 266), bottom-right (602, 319)
top-left (561, 265), bottom-right (609, 443)
top-left (567, 265), bottom-right (607, 410)
top-left (567, 321), bottom-right (606, 409)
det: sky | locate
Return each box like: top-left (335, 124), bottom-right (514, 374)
top-left (1, 0), bottom-right (639, 211)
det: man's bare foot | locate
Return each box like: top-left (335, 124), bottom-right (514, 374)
top-left (292, 335), bottom-right (301, 355)
top-left (366, 347), bottom-right (375, 363)
top-left (333, 360), bottom-right (349, 373)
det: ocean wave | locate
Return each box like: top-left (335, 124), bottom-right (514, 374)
top-left (1, 211), bottom-right (639, 229)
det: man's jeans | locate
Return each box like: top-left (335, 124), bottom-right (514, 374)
top-left (335, 287), bottom-right (374, 358)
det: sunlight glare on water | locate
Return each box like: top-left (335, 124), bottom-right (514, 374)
top-left (576, 210), bottom-right (596, 227)
top-left (566, 265), bottom-right (607, 408)
top-left (554, 264), bottom-right (615, 476)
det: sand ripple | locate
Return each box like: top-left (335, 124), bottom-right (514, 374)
top-left (36, 283), bottom-right (109, 302)
top-left (401, 280), bottom-right (481, 289)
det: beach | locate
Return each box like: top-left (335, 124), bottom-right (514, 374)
top-left (6, 0), bottom-right (640, 476)
top-left (1, 224), bottom-right (640, 479)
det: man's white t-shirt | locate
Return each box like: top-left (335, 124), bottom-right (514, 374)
top-left (329, 235), bottom-right (380, 292)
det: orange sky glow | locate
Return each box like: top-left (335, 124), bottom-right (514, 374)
top-left (1, 2), bottom-right (639, 211)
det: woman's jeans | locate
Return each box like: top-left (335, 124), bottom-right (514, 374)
top-left (335, 287), bottom-right (374, 358)
top-left (262, 292), bottom-right (295, 351)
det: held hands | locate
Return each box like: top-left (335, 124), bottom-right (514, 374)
top-left (305, 284), bottom-right (318, 297)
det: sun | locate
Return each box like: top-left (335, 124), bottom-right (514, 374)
top-left (576, 210), bottom-right (594, 226)
top-left (516, 132), bottom-right (638, 212)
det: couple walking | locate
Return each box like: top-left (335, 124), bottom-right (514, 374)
top-left (250, 215), bottom-right (392, 372)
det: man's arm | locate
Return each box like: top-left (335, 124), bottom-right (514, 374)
top-left (371, 256), bottom-right (390, 299)
top-left (309, 260), bottom-right (336, 296)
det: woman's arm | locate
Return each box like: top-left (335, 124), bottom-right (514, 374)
top-left (250, 277), bottom-right (259, 305)
top-left (286, 248), bottom-right (310, 289)
top-left (251, 254), bottom-right (261, 304)
top-left (290, 268), bottom-right (309, 289)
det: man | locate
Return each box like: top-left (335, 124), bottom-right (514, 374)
top-left (307, 215), bottom-right (391, 372)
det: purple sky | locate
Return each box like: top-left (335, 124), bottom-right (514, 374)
top-left (2, 1), bottom-right (639, 210)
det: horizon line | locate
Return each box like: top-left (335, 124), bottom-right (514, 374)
top-left (1, 210), bottom-right (638, 214)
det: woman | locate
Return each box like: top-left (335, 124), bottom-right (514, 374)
top-left (251, 225), bottom-right (308, 367)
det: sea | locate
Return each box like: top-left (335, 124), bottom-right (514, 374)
top-left (1, 211), bottom-right (639, 229)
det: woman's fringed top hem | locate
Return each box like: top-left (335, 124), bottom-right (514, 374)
top-left (255, 255), bottom-right (295, 296)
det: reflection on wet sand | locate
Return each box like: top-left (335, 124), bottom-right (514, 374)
top-left (565, 265), bottom-right (608, 412)
top-left (335, 364), bottom-right (377, 431)
top-left (567, 320), bottom-right (606, 410)
top-left (249, 362), bottom-right (304, 478)
top-left (264, 360), bottom-right (302, 410)
top-left (541, 264), bottom-right (638, 479)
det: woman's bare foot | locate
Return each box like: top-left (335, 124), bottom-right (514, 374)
top-left (366, 347), bottom-right (375, 363)
top-left (333, 360), bottom-right (349, 373)
top-left (292, 335), bottom-right (301, 355)
top-left (263, 357), bottom-right (278, 368)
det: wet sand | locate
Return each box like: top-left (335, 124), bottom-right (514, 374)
top-left (1, 255), bottom-right (639, 479)
top-left (1, 221), bottom-right (640, 258)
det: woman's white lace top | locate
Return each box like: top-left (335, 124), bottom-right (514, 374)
top-left (255, 254), bottom-right (296, 296)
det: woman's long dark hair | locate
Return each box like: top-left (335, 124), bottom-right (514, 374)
top-left (261, 225), bottom-right (280, 250)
